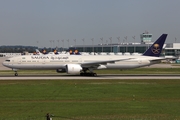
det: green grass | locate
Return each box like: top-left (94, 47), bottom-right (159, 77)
top-left (0, 79), bottom-right (180, 120)
top-left (1, 68), bottom-right (180, 75)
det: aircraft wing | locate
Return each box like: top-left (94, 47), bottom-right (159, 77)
top-left (80, 58), bottom-right (131, 68)
top-left (149, 57), bottom-right (167, 61)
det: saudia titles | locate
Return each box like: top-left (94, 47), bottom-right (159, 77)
top-left (31, 56), bottom-right (69, 60)
top-left (151, 44), bottom-right (160, 54)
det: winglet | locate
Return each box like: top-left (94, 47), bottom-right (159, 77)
top-left (143, 34), bottom-right (167, 57)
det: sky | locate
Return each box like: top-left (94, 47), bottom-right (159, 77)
top-left (0, 0), bottom-right (180, 48)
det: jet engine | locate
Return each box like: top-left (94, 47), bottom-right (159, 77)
top-left (66, 64), bottom-right (82, 74)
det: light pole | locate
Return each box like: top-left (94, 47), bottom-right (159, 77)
top-left (57, 40), bottom-right (60, 51)
top-left (117, 37), bottom-right (120, 53)
top-left (67, 39), bottom-right (69, 49)
top-left (91, 38), bottom-right (94, 53)
top-left (123, 39), bottom-right (125, 53)
top-left (106, 40), bottom-right (108, 44)
top-left (61, 39), bottom-right (64, 51)
top-left (100, 37), bottom-right (103, 52)
top-left (52, 40), bottom-right (55, 49)
top-left (109, 37), bottom-right (112, 52)
top-left (49, 40), bottom-right (52, 51)
top-left (37, 41), bottom-right (39, 49)
top-left (82, 38), bottom-right (85, 52)
top-left (124, 36), bottom-right (127, 52)
top-left (74, 39), bottom-right (76, 49)
top-left (132, 36), bottom-right (135, 53)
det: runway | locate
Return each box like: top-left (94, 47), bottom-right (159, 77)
top-left (1, 74), bottom-right (180, 80)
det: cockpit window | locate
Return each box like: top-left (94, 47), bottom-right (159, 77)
top-left (5, 60), bottom-right (10, 62)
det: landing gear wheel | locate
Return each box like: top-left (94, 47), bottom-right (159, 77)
top-left (93, 73), bottom-right (97, 76)
top-left (80, 73), bottom-right (84, 76)
top-left (80, 72), bottom-right (97, 76)
top-left (15, 73), bottom-right (18, 76)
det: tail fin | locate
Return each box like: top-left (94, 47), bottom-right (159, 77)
top-left (74, 49), bottom-right (81, 55)
top-left (69, 50), bottom-right (74, 55)
top-left (69, 49), bottom-right (81, 55)
top-left (53, 49), bottom-right (59, 54)
top-left (35, 49), bottom-right (42, 55)
top-left (143, 34), bottom-right (167, 57)
top-left (42, 49), bottom-right (48, 54)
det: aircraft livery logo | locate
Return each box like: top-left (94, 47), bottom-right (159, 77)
top-left (151, 44), bottom-right (160, 54)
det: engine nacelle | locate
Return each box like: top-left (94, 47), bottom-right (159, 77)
top-left (56, 69), bottom-right (66, 73)
top-left (66, 64), bottom-right (82, 74)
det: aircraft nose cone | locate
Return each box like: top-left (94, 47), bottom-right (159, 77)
top-left (2, 61), bottom-right (8, 67)
top-left (2, 61), bottom-right (6, 66)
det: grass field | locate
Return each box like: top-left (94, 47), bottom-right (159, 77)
top-left (0, 79), bottom-right (180, 120)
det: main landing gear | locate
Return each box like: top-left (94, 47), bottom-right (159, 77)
top-left (80, 72), bottom-right (97, 76)
top-left (14, 71), bottom-right (18, 76)
top-left (80, 68), bottom-right (97, 76)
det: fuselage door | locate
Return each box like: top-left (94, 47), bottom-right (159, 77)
top-left (18, 58), bottom-right (21, 64)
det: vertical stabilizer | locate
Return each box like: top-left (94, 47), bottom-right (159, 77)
top-left (143, 34), bottom-right (167, 57)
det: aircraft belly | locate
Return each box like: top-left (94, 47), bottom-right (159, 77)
top-left (106, 64), bottom-right (140, 69)
top-left (106, 61), bottom-right (150, 69)
top-left (11, 64), bottom-right (65, 70)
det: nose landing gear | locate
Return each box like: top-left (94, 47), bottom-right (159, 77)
top-left (13, 69), bottom-right (18, 76)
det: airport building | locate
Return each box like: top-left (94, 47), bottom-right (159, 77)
top-left (165, 43), bottom-right (180, 56)
top-left (70, 33), bottom-right (180, 58)
top-left (1, 33), bottom-right (180, 60)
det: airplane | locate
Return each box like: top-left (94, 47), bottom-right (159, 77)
top-left (34, 48), bottom-right (59, 55)
top-left (2, 34), bottom-right (167, 76)
top-left (36, 48), bottom-right (81, 55)
top-left (69, 49), bottom-right (81, 55)
top-left (35, 49), bottom-right (43, 55)
top-left (33, 49), bottom-right (48, 55)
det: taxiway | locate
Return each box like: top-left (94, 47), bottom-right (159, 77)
top-left (0, 74), bottom-right (180, 80)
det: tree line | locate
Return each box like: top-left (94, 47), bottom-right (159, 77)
top-left (0, 46), bottom-right (39, 53)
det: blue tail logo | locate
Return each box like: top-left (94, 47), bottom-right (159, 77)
top-left (69, 49), bottom-right (81, 55)
top-left (143, 34), bottom-right (167, 57)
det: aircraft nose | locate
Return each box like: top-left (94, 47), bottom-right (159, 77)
top-left (2, 61), bottom-right (8, 67)
top-left (2, 61), bottom-right (6, 66)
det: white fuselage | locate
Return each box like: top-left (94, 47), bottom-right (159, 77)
top-left (2, 54), bottom-right (162, 70)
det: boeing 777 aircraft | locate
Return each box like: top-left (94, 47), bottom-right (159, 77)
top-left (3, 34), bottom-right (167, 76)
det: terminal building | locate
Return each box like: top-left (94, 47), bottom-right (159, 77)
top-left (69, 33), bottom-right (180, 58)
top-left (1, 33), bottom-right (180, 61)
